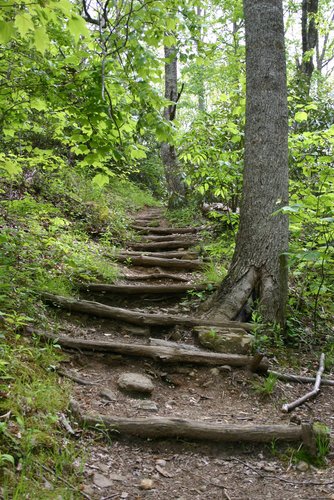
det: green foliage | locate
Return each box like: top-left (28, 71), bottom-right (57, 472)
top-left (0, 334), bottom-right (83, 497)
top-left (252, 373), bottom-right (278, 396)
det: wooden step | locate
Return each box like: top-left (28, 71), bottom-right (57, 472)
top-left (129, 240), bottom-right (197, 251)
top-left (116, 255), bottom-right (203, 270)
top-left (82, 283), bottom-right (209, 295)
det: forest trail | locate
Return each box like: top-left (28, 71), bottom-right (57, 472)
top-left (41, 207), bottom-right (334, 499)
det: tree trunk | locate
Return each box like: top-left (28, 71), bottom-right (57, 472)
top-left (300, 0), bottom-right (319, 90)
top-left (204, 0), bottom-right (289, 327)
top-left (161, 45), bottom-right (185, 208)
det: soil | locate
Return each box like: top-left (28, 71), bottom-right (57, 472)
top-left (48, 207), bottom-right (334, 499)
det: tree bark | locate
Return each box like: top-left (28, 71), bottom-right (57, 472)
top-left (300, 0), bottom-right (319, 90)
top-left (205, 0), bottom-right (289, 327)
top-left (161, 45), bottom-right (185, 208)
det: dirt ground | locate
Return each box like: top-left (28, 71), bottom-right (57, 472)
top-left (49, 208), bottom-right (334, 499)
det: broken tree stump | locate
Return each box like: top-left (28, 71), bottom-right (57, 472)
top-left (42, 293), bottom-right (255, 330)
top-left (70, 399), bottom-right (318, 452)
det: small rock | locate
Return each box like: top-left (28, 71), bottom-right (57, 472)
top-left (82, 485), bottom-right (95, 496)
top-left (220, 365), bottom-right (232, 372)
top-left (120, 493), bottom-right (129, 499)
top-left (98, 463), bottom-right (109, 473)
top-left (43, 479), bottom-right (53, 490)
top-left (188, 371), bottom-right (196, 377)
top-left (156, 459), bottom-right (167, 467)
top-left (136, 400), bottom-right (158, 411)
top-left (139, 478), bottom-right (154, 490)
top-left (100, 389), bottom-right (117, 401)
top-left (110, 473), bottom-right (126, 482)
top-left (210, 368), bottom-right (220, 377)
top-left (262, 464), bottom-right (276, 472)
top-left (296, 461), bottom-right (309, 472)
top-left (117, 373), bottom-right (154, 394)
top-left (93, 473), bottom-right (114, 488)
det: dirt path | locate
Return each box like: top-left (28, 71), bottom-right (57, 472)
top-left (47, 207), bottom-right (334, 499)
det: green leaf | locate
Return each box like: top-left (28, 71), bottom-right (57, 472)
top-left (15, 12), bottom-right (34, 37)
top-left (34, 26), bottom-right (50, 54)
top-left (92, 173), bottom-right (109, 188)
top-left (0, 21), bottom-right (15, 43)
top-left (30, 97), bottom-right (47, 111)
top-left (68, 15), bottom-right (89, 43)
top-left (130, 149), bottom-right (147, 160)
top-left (294, 111), bottom-right (308, 122)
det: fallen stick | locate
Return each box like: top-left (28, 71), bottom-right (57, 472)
top-left (42, 293), bottom-right (255, 330)
top-left (269, 370), bottom-right (334, 387)
top-left (69, 399), bottom-right (316, 449)
top-left (81, 283), bottom-right (209, 295)
top-left (281, 353), bottom-right (326, 413)
top-left (35, 331), bottom-right (267, 369)
top-left (56, 368), bottom-right (96, 386)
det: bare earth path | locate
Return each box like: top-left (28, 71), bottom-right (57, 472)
top-left (45, 207), bottom-right (334, 499)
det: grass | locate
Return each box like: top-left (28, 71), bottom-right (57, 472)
top-left (252, 373), bottom-right (278, 396)
top-left (0, 332), bottom-right (84, 498)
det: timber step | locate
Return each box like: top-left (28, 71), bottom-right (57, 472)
top-left (140, 234), bottom-right (198, 242)
top-left (69, 399), bottom-right (318, 450)
top-left (122, 273), bottom-right (190, 282)
top-left (132, 226), bottom-right (198, 234)
top-left (115, 254), bottom-right (204, 270)
top-left (42, 293), bottom-right (255, 330)
top-left (81, 283), bottom-right (210, 295)
top-left (119, 250), bottom-right (199, 260)
top-left (128, 240), bottom-right (197, 251)
top-left (34, 331), bottom-right (266, 368)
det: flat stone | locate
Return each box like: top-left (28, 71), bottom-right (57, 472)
top-left (117, 373), bottom-right (154, 394)
top-left (136, 400), bottom-right (158, 411)
top-left (93, 473), bottom-right (113, 488)
top-left (100, 389), bottom-right (117, 401)
top-left (198, 329), bottom-right (254, 354)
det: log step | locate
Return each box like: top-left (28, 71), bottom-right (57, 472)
top-left (42, 293), bottom-right (255, 330)
top-left (122, 273), bottom-right (189, 282)
top-left (35, 331), bottom-right (266, 368)
top-left (70, 399), bottom-right (317, 450)
top-left (129, 240), bottom-right (197, 251)
top-left (132, 226), bottom-right (198, 235)
top-left (119, 250), bottom-right (199, 260)
top-left (82, 283), bottom-right (210, 295)
top-left (140, 234), bottom-right (198, 242)
top-left (116, 255), bottom-right (203, 270)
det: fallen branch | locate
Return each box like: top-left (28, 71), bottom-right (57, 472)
top-left (115, 254), bottom-right (203, 270)
top-left (56, 368), bottom-right (96, 386)
top-left (69, 399), bottom-right (315, 448)
top-left (35, 331), bottom-right (267, 369)
top-left (81, 283), bottom-right (209, 295)
top-left (269, 369), bottom-right (334, 387)
top-left (42, 293), bottom-right (255, 330)
top-left (282, 353), bottom-right (326, 413)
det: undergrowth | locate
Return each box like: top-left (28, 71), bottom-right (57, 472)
top-left (0, 167), bottom-right (159, 497)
